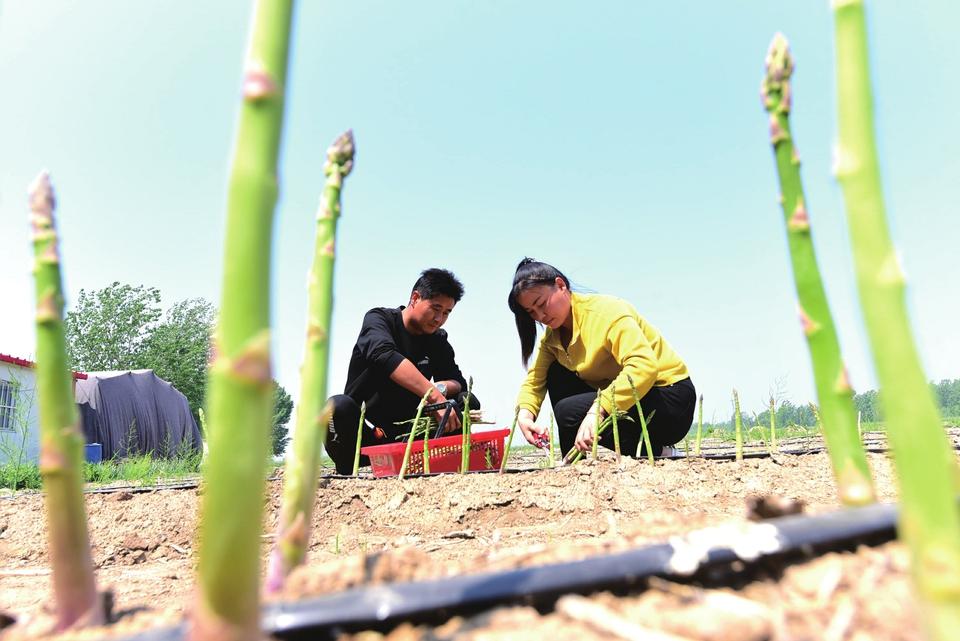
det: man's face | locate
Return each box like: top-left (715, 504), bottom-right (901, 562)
top-left (407, 292), bottom-right (455, 334)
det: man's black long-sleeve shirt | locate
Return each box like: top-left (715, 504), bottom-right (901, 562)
top-left (344, 306), bottom-right (469, 426)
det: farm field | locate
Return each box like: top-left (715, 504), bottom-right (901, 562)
top-left (4, 428), bottom-right (957, 640)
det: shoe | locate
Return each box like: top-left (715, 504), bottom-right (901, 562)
top-left (659, 445), bottom-right (680, 457)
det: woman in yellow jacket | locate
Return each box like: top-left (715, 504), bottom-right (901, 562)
top-left (508, 258), bottom-right (696, 457)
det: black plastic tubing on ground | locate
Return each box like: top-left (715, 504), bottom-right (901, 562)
top-left (124, 501), bottom-right (899, 641)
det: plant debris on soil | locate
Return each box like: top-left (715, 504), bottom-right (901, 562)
top-left (2, 429), bottom-right (957, 640)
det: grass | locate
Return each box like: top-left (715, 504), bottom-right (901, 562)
top-left (0, 450), bottom-right (291, 491)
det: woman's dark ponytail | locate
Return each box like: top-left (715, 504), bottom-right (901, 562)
top-left (507, 258), bottom-right (570, 367)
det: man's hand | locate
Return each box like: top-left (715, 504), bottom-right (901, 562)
top-left (517, 409), bottom-right (545, 445)
top-left (432, 404), bottom-right (461, 433)
top-left (424, 387), bottom-right (461, 434)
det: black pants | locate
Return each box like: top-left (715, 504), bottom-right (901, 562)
top-left (547, 362), bottom-right (696, 457)
top-left (325, 392), bottom-right (477, 475)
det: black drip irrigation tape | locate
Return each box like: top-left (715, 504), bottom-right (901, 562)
top-left (121, 501), bottom-right (901, 641)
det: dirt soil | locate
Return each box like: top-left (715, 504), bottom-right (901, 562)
top-left (0, 431), bottom-right (949, 640)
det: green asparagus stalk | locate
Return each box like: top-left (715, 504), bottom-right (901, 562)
top-left (608, 388), bottom-right (621, 464)
top-left (191, 2), bottom-right (293, 638)
top-left (498, 405), bottom-right (519, 473)
top-left (267, 129), bottom-right (355, 592)
top-left (762, 33), bottom-right (874, 504)
top-left (694, 394), bottom-right (704, 456)
top-left (423, 408), bottom-right (432, 476)
top-left (733, 389), bottom-right (743, 463)
top-left (548, 413), bottom-right (555, 467)
top-left (198, 408), bottom-right (210, 465)
top-left (832, 3), bottom-right (960, 635)
top-left (809, 402), bottom-right (823, 433)
top-left (352, 401), bottom-right (367, 476)
top-left (460, 377), bottom-right (474, 474)
top-left (591, 389), bottom-right (601, 461)
top-left (626, 375), bottom-right (654, 463)
top-left (565, 414), bottom-right (614, 465)
top-left (29, 172), bottom-right (104, 630)
top-left (399, 391), bottom-right (431, 480)
top-left (769, 396), bottom-right (778, 453)
top-left (564, 411), bottom-right (647, 465)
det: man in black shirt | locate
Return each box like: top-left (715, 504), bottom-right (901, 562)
top-left (325, 268), bottom-right (480, 474)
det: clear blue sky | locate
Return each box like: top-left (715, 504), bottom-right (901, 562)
top-left (1, 2), bottom-right (957, 435)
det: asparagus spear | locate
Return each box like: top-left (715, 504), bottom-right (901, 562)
top-left (352, 401), bottom-right (367, 476)
top-left (694, 394), bottom-right (704, 456)
top-left (609, 388), bottom-right (621, 464)
top-left (626, 375), bottom-right (654, 463)
top-left (733, 389), bottom-right (743, 463)
top-left (763, 33), bottom-right (874, 502)
top-left (267, 129), bottom-right (355, 592)
top-left (191, 2), bottom-right (293, 638)
top-left (547, 413), bottom-right (555, 467)
top-left (769, 396), bottom-right (778, 454)
top-left (498, 405), bottom-right (520, 473)
top-left (832, 3), bottom-right (960, 635)
top-left (29, 172), bottom-right (104, 630)
top-left (399, 391), bottom-right (431, 480)
top-left (460, 377), bottom-right (474, 473)
top-left (591, 390), bottom-right (601, 461)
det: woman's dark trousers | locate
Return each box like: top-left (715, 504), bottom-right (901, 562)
top-left (546, 362), bottom-right (696, 457)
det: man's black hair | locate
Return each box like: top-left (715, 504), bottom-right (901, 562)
top-left (411, 268), bottom-right (464, 303)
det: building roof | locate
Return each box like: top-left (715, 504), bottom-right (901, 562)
top-left (0, 353), bottom-right (88, 380)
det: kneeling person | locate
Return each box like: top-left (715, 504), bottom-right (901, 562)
top-left (326, 268), bottom-right (480, 474)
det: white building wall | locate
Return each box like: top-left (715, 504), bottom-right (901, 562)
top-left (0, 362), bottom-right (40, 464)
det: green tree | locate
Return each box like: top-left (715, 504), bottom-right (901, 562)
top-left (65, 283), bottom-right (216, 422)
top-left (139, 298), bottom-right (216, 419)
top-left (852, 389), bottom-right (881, 423)
top-left (271, 381), bottom-right (293, 457)
top-left (65, 282), bottom-right (161, 370)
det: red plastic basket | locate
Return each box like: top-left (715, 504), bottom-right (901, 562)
top-left (361, 428), bottom-right (510, 477)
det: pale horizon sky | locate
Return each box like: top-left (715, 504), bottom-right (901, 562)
top-left (1, 2), bottom-right (957, 438)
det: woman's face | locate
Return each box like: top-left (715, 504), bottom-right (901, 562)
top-left (516, 278), bottom-right (571, 330)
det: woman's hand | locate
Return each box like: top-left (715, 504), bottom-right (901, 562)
top-left (574, 403), bottom-right (605, 452)
top-left (517, 409), bottom-right (544, 445)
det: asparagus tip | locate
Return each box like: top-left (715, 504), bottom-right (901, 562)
top-left (761, 33), bottom-right (794, 113)
top-left (28, 170), bottom-right (56, 218)
top-left (764, 33), bottom-right (793, 82)
top-left (326, 129), bottom-right (355, 175)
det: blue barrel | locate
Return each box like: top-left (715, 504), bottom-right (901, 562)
top-left (84, 443), bottom-right (103, 464)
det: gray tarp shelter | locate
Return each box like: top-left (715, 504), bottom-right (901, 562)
top-left (76, 370), bottom-right (202, 460)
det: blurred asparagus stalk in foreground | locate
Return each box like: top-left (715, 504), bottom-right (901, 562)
top-left (268, 130), bottom-right (355, 591)
top-left (29, 172), bottom-right (104, 630)
top-left (760, 33), bottom-right (876, 502)
top-left (190, 2), bottom-right (293, 638)
top-left (832, 2), bottom-right (960, 636)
